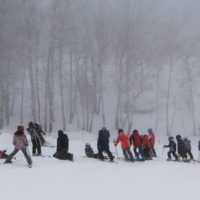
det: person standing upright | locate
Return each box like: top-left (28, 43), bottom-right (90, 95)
top-left (148, 128), bottom-right (157, 157)
top-left (114, 129), bottom-right (134, 162)
top-left (4, 125), bottom-right (32, 167)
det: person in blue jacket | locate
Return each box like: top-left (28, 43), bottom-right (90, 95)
top-left (163, 136), bottom-right (178, 161)
top-left (97, 130), bottom-right (114, 161)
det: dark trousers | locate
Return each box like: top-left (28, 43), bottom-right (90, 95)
top-left (98, 148), bottom-right (113, 161)
top-left (122, 147), bottom-right (134, 161)
top-left (6, 148), bottom-right (32, 164)
top-left (32, 138), bottom-right (41, 154)
top-left (143, 147), bottom-right (151, 158)
top-left (180, 151), bottom-right (187, 159)
top-left (151, 145), bottom-right (157, 157)
top-left (134, 146), bottom-right (145, 160)
top-left (185, 149), bottom-right (193, 159)
top-left (168, 151), bottom-right (178, 160)
top-left (54, 149), bottom-right (73, 161)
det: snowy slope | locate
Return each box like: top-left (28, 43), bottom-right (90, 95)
top-left (0, 133), bottom-right (200, 200)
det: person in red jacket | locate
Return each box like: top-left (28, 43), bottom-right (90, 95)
top-left (4, 125), bottom-right (32, 167)
top-left (129, 130), bottom-right (145, 161)
top-left (114, 129), bottom-right (134, 162)
top-left (142, 134), bottom-right (152, 160)
top-left (148, 128), bottom-right (157, 157)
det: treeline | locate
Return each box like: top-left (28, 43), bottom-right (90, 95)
top-left (0, 0), bottom-right (200, 135)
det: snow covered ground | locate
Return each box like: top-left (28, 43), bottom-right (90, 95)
top-left (0, 132), bottom-right (200, 200)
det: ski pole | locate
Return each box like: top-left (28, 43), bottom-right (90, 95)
top-left (115, 146), bottom-right (118, 159)
top-left (27, 147), bottom-right (32, 163)
top-left (162, 147), bottom-right (165, 155)
top-left (198, 152), bottom-right (200, 163)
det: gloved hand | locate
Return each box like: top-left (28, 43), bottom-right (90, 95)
top-left (4, 150), bottom-right (7, 152)
top-left (163, 145), bottom-right (166, 148)
top-left (114, 143), bottom-right (117, 146)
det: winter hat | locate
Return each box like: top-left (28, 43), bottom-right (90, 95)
top-left (168, 136), bottom-right (174, 141)
top-left (148, 128), bottom-right (153, 132)
top-left (118, 129), bottom-right (123, 133)
top-left (85, 143), bottom-right (91, 147)
top-left (133, 130), bottom-right (138, 133)
top-left (176, 135), bottom-right (181, 140)
top-left (16, 125), bottom-right (24, 134)
top-left (58, 130), bottom-right (64, 136)
top-left (183, 136), bottom-right (188, 140)
top-left (102, 126), bottom-right (107, 130)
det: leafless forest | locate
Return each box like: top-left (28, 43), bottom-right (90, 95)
top-left (0, 0), bottom-right (200, 135)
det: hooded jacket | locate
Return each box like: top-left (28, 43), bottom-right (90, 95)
top-left (57, 130), bottom-right (69, 152)
top-left (97, 130), bottom-right (109, 150)
top-left (13, 130), bottom-right (29, 150)
top-left (129, 131), bottom-right (142, 147)
top-left (115, 132), bottom-right (130, 149)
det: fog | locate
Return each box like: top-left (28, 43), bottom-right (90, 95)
top-left (0, 0), bottom-right (200, 136)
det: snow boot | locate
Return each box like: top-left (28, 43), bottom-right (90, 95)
top-left (4, 160), bottom-right (12, 164)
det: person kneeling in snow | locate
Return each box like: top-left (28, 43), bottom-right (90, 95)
top-left (53, 130), bottom-right (73, 161)
top-left (0, 149), bottom-right (8, 159)
top-left (85, 143), bottom-right (99, 158)
top-left (163, 136), bottom-right (178, 161)
top-left (4, 125), bottom-right (32, 165)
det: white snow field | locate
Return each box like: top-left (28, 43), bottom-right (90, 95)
top-left (0, 132), bottom-right (200, 200)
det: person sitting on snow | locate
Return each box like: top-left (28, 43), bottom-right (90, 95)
top-left (53, 130), bottom-right (73, 161)
top-left (163, 136), bottom-right (178, 161)
top-left (85, 143), bottom-right (99, 159)
top-left (0, 149), bottom-right (8, 159)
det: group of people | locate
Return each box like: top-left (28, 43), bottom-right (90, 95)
top-left (2, 124), bottom-right (199, 166)
top-left (163, 135), bottom-right (194, 162)
top-left (2, 122), bottom-right (73, 167)
top-left (85, 127), bottom-right (157, 162)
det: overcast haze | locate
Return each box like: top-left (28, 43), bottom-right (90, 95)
top-left (0, 0), bottom-right (200, 137)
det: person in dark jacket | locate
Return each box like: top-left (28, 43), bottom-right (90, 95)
top-left (176, 135), bottom-right (187, 161)
top-left (129, 130), bottom-right (145, 161)
top-left (163, 136), bottom-right (178, 161)
top-left (85, 143), bottom-right (98, 158)
top-left (27, 121), bottom-right (42, 156)
top-left (183, 137), bottom-right (194, 160)
top-left (97, 130), bottom-right (114, 161)
top-left (53, 130), bottom-right (73, 161)
top-left (34, 122), bottom-right (46, 145)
